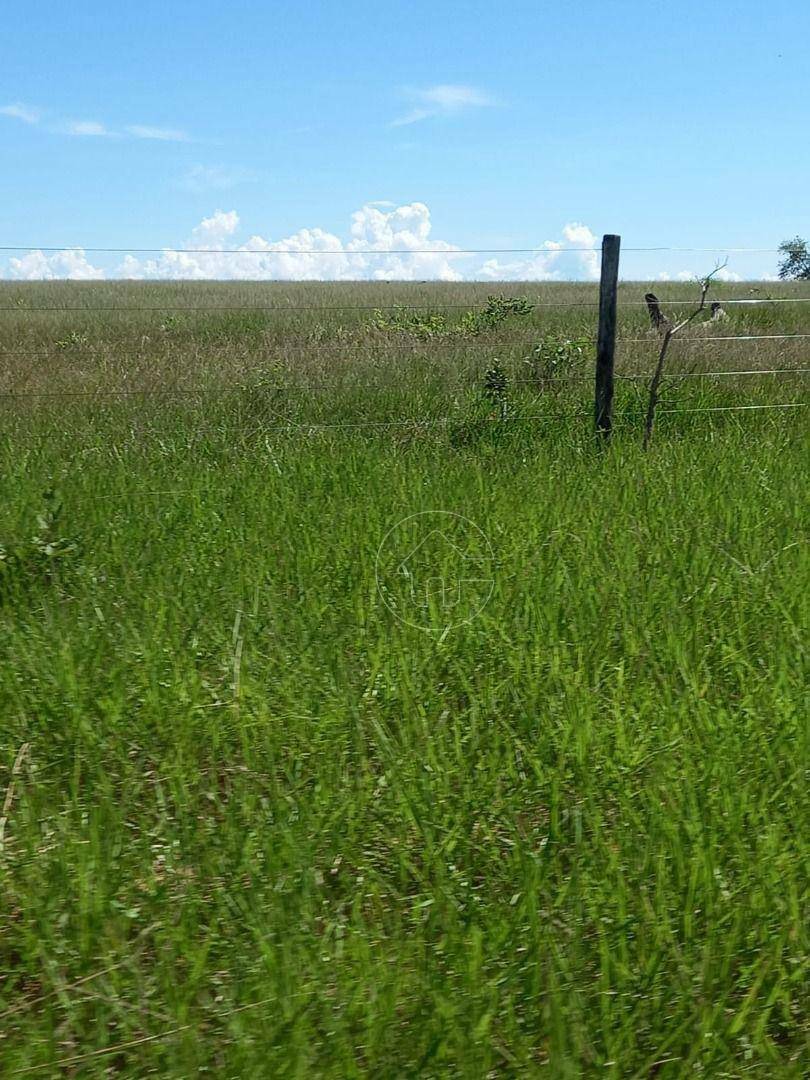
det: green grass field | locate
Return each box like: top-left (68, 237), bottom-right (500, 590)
top-left (1, 281), bottom-right (808, 1076)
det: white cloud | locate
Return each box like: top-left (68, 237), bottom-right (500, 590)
top-left (109, 203), bottom-right (465, 282)
top-left (0, 205), bottom-right (614, 282)
top-left (178, 164), bottom-right (257, 192)
top-left (392, 84), bottom-right (494, 126)
top-left (64, 120), bottom-right (110, 137)
top-left (2, 102), bottom-right (190, 141)
top-left (416, 85), bottom-right (493, 110)
top-left (10, 210), bottom-right (759, 285)
top-left (192, 209), bottom-right (241, 245)
top-left (115, 255), bottom-right (145, 279)
top-left (1, 102), bottom-right (40, 124)
top-left (674, 267), bottom-right (742, 283)
top-left (126, 124), bottom-right (189, 142)
top-left (7, 248), bottom-right (104, 280)
top-left (479, 222), bottom-right (600, 282)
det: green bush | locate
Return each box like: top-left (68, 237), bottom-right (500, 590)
top-left (371, 295), bottom-right (534, 339)
top-left (524, 335), bottom-right (588, 389)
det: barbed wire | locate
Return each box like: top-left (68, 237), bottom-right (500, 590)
top-left (74, 403), bottom-right (803, 432)
top-left (1, 369), bottom-right (808, 399)
top-left (1, 282), bottom-right (806, 424)
top-left (652, 296), bottom-right (810, 306)
top-left (621, 367), bottom-right (810, 380)
top-left (0, 338), bottom-right (607, 357)
top-left (1, 332), bottom-right (810, 366)
top-left (2, 295), bottom-right (810, 313)
top-left (666, 333), bottom-right (810, 342)
top-left (657, 402), bottom-right (806, 414)
top-left (0, 244), bottom-right (791, 256)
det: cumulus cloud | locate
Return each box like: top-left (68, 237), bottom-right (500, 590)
top-left (192, 210), bottom-right (240, 245)
top-left (712, 267), bottom-right (742, 283)
top-left (107, 203), bottom-right (465, 282)
top-left (8, 248), bottom-right (105, 280)
top-left (478, 223), bottom-right (601, 282)
top-left (673, 267), bottom-right (742, 283)
top-left (0, 102), bottom-right (40, 124)
top-left (0, 205), bottom-right (639, 283)
top-left (392, 84), bottom-right (494, 126)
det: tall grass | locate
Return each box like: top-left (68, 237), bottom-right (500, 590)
top-left (0, 282), bottom-right (807, 1076)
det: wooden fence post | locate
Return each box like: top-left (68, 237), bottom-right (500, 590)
top-left (595, 234), bottom-right (621, 438)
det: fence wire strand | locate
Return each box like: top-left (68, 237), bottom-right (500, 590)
top-left (1, 368), bottom-right (809, 400)
top-left (2, 269), bottom-right (808, 424)
top-left (0, 244), bottom-right (791, 255)
top-left (2, 332), bottom-right (810, 367)
top-left (3, 297), bottom-right (810, 313)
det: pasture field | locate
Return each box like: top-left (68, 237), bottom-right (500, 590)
top-left (0, 281), bottom-right (808, 1076)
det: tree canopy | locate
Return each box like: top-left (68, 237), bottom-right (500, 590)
top-left (778, 237), bottom-right (810, 280)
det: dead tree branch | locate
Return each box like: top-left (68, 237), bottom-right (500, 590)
top-left (642, 264), bottom-right (727, 449)
top-left (645, 292), bottom-right (671, 333)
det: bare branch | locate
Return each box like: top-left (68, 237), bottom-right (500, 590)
top-left (645, 292), bottom-right (671, 333)
top-left (642, 262), bottom-right (727, 449)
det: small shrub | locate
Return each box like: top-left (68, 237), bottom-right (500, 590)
top-left (459, 295), bottom-right (534, 335)
top-left (524, 336), bottom-right (587, 390)
top-left (370, 295), bottom-right (533, 339)
top-left (370, 307), bottom-right (449, 338)
top-left (447, 361), bottom-right (512, 447)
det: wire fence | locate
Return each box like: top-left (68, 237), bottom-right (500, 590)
top-left (1, 244), bottom-right (809, 431)
top-left (3, 297), bottom-right (810, 313)
top-left (5, 406), bottom-right (802, 436)
top-left (3, 333), bottom-right (810, 364)
top-left (0, 244), bottom-right (792, 255)
top-left (2, 369), bottom-right (810, 400)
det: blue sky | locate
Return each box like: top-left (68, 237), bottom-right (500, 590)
top-left (1, 0), bottom-right (808, 280)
